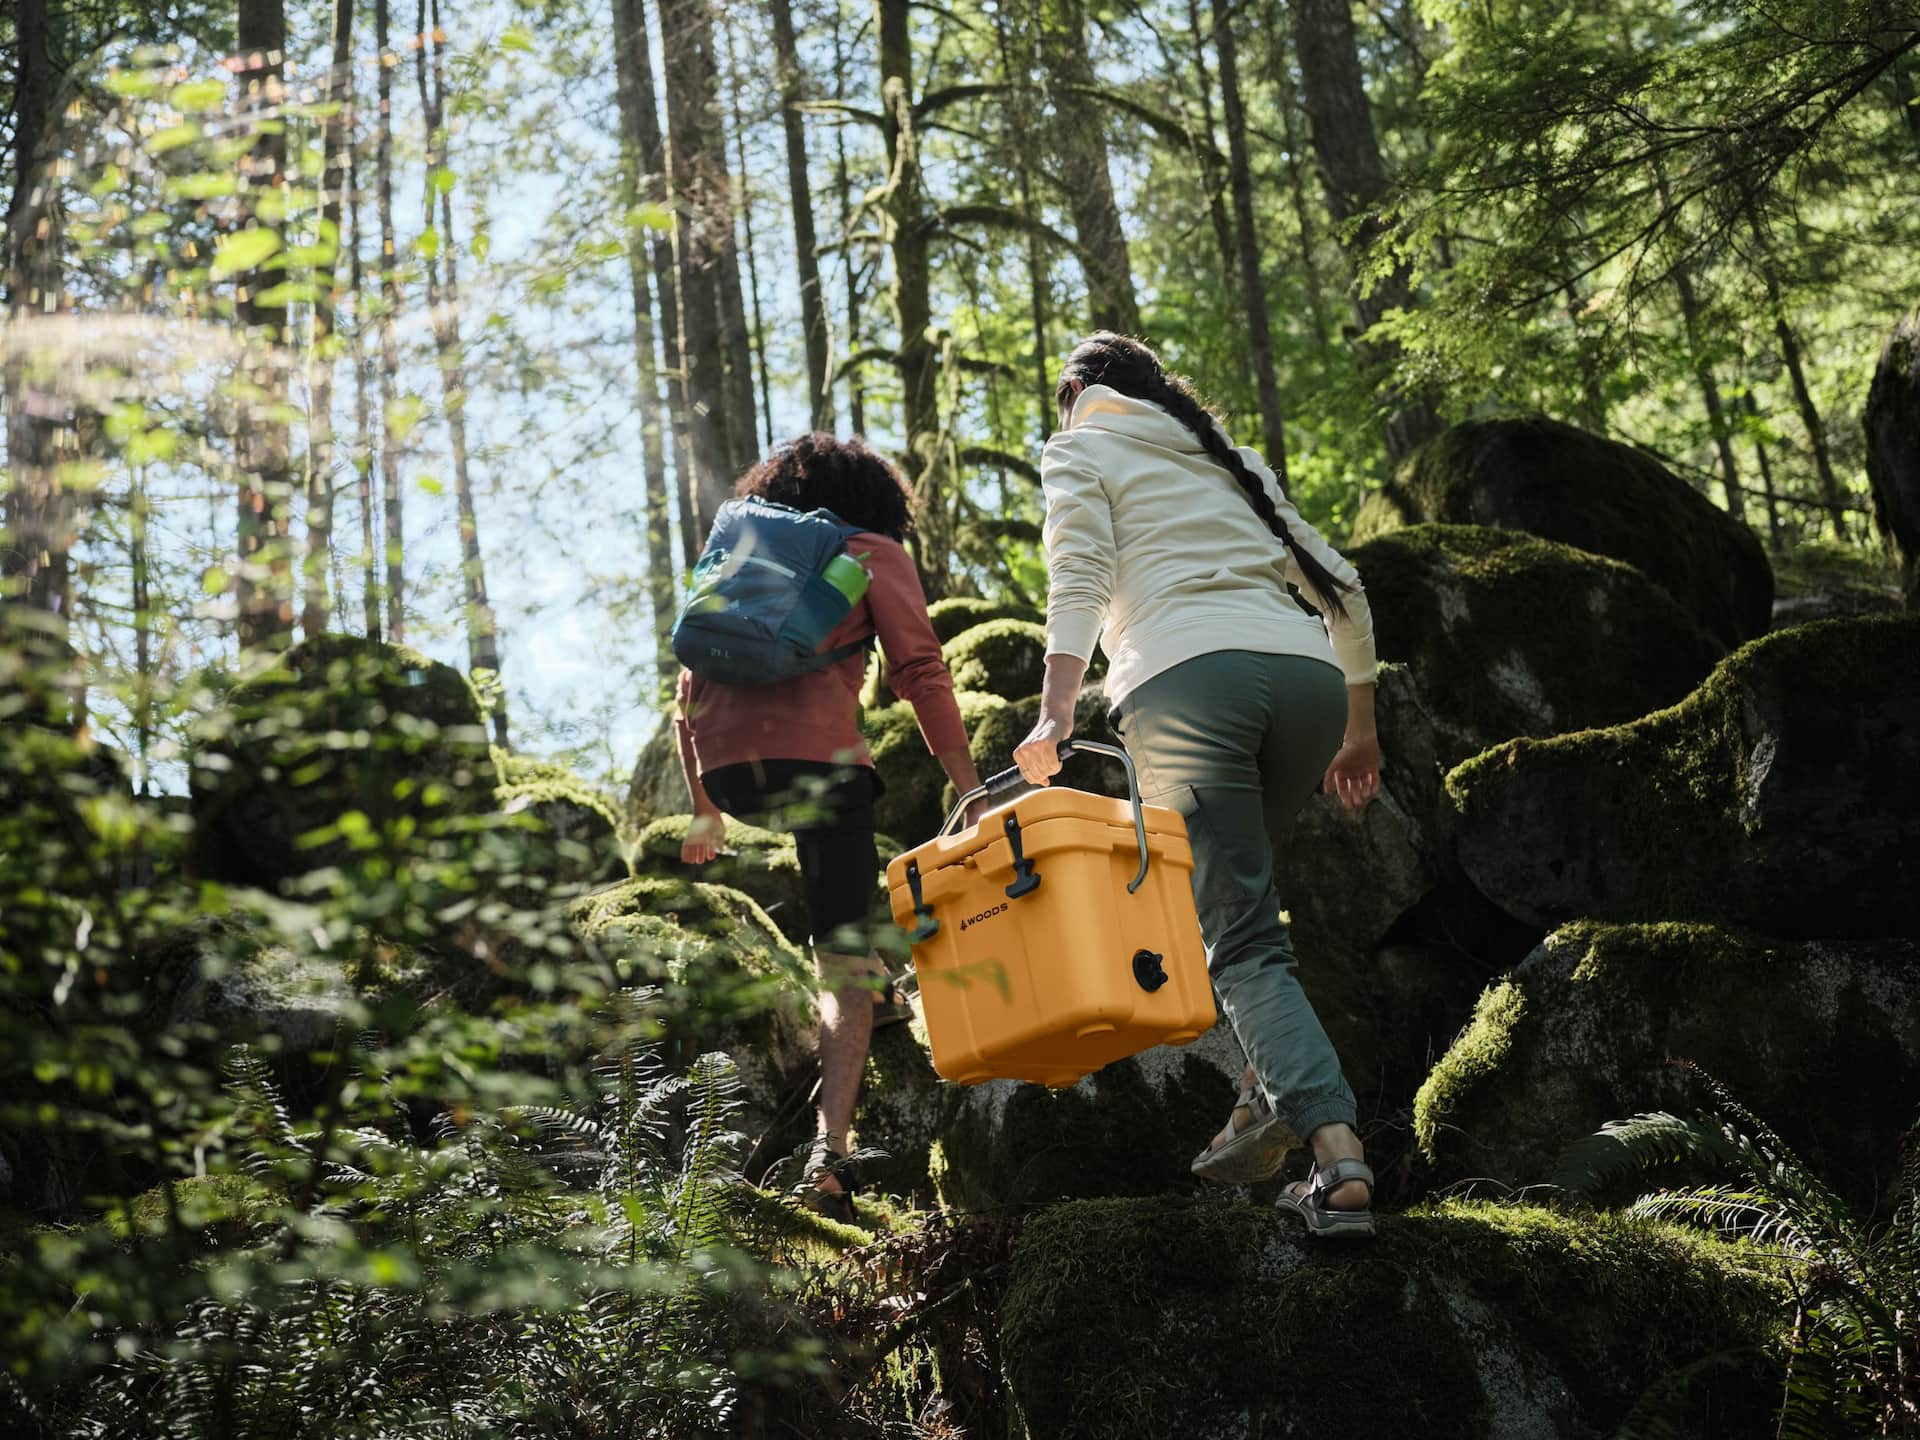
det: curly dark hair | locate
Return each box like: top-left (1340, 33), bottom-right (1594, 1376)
top-left (735, 432), bottom-right (915, 540)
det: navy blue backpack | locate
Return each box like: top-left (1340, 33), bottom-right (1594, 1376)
top-left (671, 497), bottom-right (874, 686)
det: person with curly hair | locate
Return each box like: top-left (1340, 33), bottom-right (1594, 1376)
top-left (674, 433), bottom-right (985, 1221)
top-left (1012, 333), bottom-right (1385, 1239)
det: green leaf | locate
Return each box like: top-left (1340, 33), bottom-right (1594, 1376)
top-left (417, 226), bottom-right (441, 261)
top-left (430, 166), bottom-right (457, 195)
top-left (499, 25), bottom-right (535, 53)
top-left (171, 78), bottom-right (229, 113)
top-left (202, 566), bottom-right (230, 596)
top-left (107, 69), bottom-right (163, 99)
top-left (166, 173), bottom-right (238, 201)
top-left (210, 228), bottom-right (282, 281)
top-left (386, 395), bottom-right (427, 443)
top-left (253, 281), bottom-right (320, 307)
top-left (416, 474), bottom-right (445, 496)
top-left (148, 122), bottom-right (203, 155)
top-left (470, 231), bottom-right (492, 262)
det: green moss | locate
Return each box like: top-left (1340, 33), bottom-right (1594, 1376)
top-left (1351, 524), bottom-right (1727, 764)
top-left (494, 750), bottom-right (627, 888)
top-left (1445, 613), bottom-right (1920, 933)
top-left (119, 1173), bottom-right (280, 1243)
top-left (733, 1185), bottom-right (872, 1264)
top-left (1770, 537), bottom-right (1903, 603)
top-left (942, 619), bottom-right (1047, 701)
top-left (1002, 1196), bottom-right (1784, 1440)
top-left (925, 597), bottom-right (1043, 646)
top-left (866, 700), bottom-right (948, 843)
top-left (1369, 417), bottom-right (1774, 646)
top-left (188, 634), bottom-right (496, 888)
top-left (1413, 978), bottom-right (1525, 1161)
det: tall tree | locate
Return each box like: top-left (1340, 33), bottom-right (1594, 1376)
top-left (721, 17), bottom-right (774, 451)
top-left (1211, 0), bottom-right (1288, 471)
top-left (233, 0), bottom-right (295, 650)
top-left (417, 0), bottom-right (507, 745)
top-left (1287, 0), bottom-right (1442, 462)
top-left (874, 0), bottom-right (939, 516)
top-left (1266, 11), bottom-right (1332, 351)
top-left (658, 0), bottom-right (742, 539)
top-left (831, 3), bottom-right (866, 434)
top-left (1180, 0), bottom-right (1240, 301)
top-left (610, 0), bottom-right (680, 650)
top-left (301, 0), bottom-right (355, 640)
top-left (348, 102), bottom-right (380, 639)
top-left (1039, 0), bottom-right (1140, 335)
top-left (615, 0), bottom-right (697, 570)
top-left (2, 0), bottom-right (72, 709)
top-left (769, 0), bottom-right (833, 427)
top-left (374, 0), bottom-right (406, 641)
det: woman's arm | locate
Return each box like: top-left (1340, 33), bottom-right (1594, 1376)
top-left (674, 671), bottom-right (726, 863)
top-left (1323, 682), bottom-right (1382, 811)
top-left (1013, 652), bottom-right (1087, 786)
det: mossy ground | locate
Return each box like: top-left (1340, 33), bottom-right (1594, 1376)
top-left (1002, 1195), bottom-right (1784, 1440)
top-left (1350, 524), bottom-right (1726, 764)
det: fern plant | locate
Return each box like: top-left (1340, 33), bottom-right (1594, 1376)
top-left (1555, 1066), bottom-right (1919, 1439)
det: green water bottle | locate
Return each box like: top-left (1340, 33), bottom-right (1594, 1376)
top-left (824, 551), bottom-right (871, 605)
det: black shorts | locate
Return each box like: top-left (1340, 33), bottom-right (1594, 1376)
top-left (700, 759), bottom-right (883, 953)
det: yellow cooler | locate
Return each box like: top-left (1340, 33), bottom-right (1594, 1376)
top-left (884, 740), bottom-right (1215, 1088)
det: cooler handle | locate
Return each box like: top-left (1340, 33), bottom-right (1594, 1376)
top-left (938, 739), bottom-right (1152, 894)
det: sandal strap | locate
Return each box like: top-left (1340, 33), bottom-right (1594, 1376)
top-left (1310, 1158), bottom-right (1374, 1198)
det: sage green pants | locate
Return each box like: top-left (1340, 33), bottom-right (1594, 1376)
top-left (1113, 650), bottom-right (1356, 1141)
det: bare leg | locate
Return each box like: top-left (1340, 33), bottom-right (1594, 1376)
top-left (812, 948), bottom-right (880, 1195)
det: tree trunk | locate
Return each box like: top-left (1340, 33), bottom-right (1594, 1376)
top-left (1287, 0), bottom-right (1442, 462)
top-left (833, 5), bottom-right (866, 434)
top-left (658, 0), bottom-right (741, 542)
top-left (1774, 312), bottom-right (1845, 535)
top-left (1671, 261), bottom-right (1744, 521)
top-left (769, 0), bottom-right (833, 428)
top-left (349, 109), bottom-right (380, 639)
top-left (991, 0), bottom-right (1054, 439)
top-left (2, 0), bottom-right (73, 717)
top-left (1182, 0), bottom-right (1240, 300)
top-left (722, 16), bottom-right (775, 451)
top-left (1039, 0), bottom-right (1139, 335)
top-left (302, 0), bottom-right (355, 640)
top-left (1741, 390), bottom-right (1785, 552)
top-left (375, 0), bottom-right (406, 641)
top-left (1212, 0), bottom-right (1288, 474)
top-left (1266, 10), bottom-right (1331, 350)
top-left (234, 0), bottom-right (295, 651)
top-left (611, 0), bottom-right (680, 652)
top-left (621, 0), bottom-right (697, 572)
top-left (418, 0), bottom-right (508, 746)
top-left (876, 0), bottom-right (948, 593)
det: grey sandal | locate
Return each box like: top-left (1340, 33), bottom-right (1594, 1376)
top-left (1276, 1158), bottom-right (1376, 1240)
top-left (1190, 1074), bottom-right (1292, 1184)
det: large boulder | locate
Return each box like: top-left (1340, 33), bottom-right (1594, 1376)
top-left (1413, 922), bottom-right (1920, 1213)
top-left (1002, 1196), bottom-right (1783, 1440)
top-left (868, 689), bottom-right (1012, 844)
top-left (963, 682), bottom-right (1127, 800)
top-left (925, 596), bottom-right (1043, 646)
top-left (1354, 417), bottom-right (1774, 646)
top-left (1447, 615), bottom-right (1920, 938)
top-left (1864, 303), bottom-right (1920, 606)
top-left (568, 878), bottom-right (817, 1163)
top-left (942, 619), bottom-right (1048, 702)
top-left (494, 752), bottom-right (627, 892)
top-left (1348, 525), bottom-right (1727, 765)
top-left (188, 635), bottom-right (496, 890)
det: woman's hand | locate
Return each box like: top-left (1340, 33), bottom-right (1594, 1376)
top-left (1323, 734), bottom-right (1383, 812)
top-left (682, 809), bottom-right (726, 864)
top-left (1014, 709), bottom-right (1074, 788)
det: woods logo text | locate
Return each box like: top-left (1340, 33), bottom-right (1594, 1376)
top-left (960, 903), bottom-right (1008, 932)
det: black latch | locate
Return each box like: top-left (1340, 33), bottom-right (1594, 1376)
top-left (1132, 949), bottom-right (1168, 992)
top-left (906, 859), bottom-right (939, 942)
top-left (1003, 813), bottom-right (1040, 899)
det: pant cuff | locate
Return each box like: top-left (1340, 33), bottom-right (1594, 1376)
top-left (1283, 1092), bottom-right (1357, 1140)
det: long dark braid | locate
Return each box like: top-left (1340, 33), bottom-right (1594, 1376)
top-left (1055, 331), bottom-right (1353, 618)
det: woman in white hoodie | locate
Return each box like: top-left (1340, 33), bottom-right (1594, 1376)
top-left (1012, 332), bottom-right (1383, 1239)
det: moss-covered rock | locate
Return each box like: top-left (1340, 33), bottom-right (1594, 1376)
top-left (1864, 302), bottom-right (1920, 606)
top-left (568, 878), bottom-right (817, 1151)
top-left (633, 813), bottom-right (811, 941)
top-left (1355, 416), bottom-right (1774, 645)
top-left (941, 619), bottom-right (1048, 702)
top-left (1447, 614), bottom-right (1920, 936)
top-left (1002, 1196), bottom-right (1784, 1440)
top-left (1769, 538), bottom-right (1904, 629)
top-left (624, 717), bottom-right (690, 834)
top-left (494, 751), bottom-right (627, 891)
top-left (926, 596), bottom-right (1044, 646)
top-left (1349, 525), bottom-right (1727, 765)
top-left (867, 700), bottom-right (949, 843)
top-left (187, 635), bottom-right (496, 890)
top-left (964, 684), bottom-right (1127, 801)
top-left (1414, 922), bottom-right (1920, 1212)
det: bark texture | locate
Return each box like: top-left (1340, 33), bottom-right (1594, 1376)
top-left (770, 0), bottom-right (834, 428)
top-left (375, 0), bottom-right (406, 640)
top-left (1039, 0), bottom-right (1139, 335)
top-left (301, 0), bottom-right (354, 640)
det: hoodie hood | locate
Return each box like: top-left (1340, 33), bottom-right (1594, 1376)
top-left (1066, 382), bottom-right (1215, 457)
